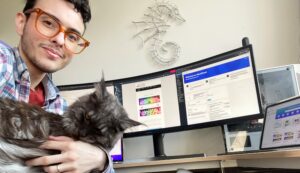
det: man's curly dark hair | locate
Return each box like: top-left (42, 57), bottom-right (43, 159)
top-left (23, 0), bottom-right (91, 25)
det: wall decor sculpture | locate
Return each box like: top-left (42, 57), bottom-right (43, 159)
top-left (133, 0), bottom-right (185, 65)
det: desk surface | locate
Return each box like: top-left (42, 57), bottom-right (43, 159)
top-left (114, 149), bottom-right (300, 169)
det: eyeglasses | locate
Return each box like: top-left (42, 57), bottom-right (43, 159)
top-left (24, 8), bottom-right (90, 54)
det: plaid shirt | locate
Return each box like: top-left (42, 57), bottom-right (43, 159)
top-left (0, 41), bottom-right (115, 173)
top-left (0, 41), bottom-right (67, 115)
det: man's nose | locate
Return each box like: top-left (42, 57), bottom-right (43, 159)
top-left (50, 31), bottom-right (65, 47)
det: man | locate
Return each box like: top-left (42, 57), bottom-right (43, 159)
top-left (0, 0), bottom-right (115, 172)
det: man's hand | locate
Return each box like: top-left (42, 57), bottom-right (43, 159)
top-left (26, 136), bottom-right (107, 173)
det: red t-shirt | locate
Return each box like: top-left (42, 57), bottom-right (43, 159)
top-left (29, 83), bottom-right (45, 107)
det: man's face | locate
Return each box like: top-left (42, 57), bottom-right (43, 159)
top-left (16, 0), bottom-right (85, 73)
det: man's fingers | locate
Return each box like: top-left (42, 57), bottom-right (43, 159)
top-left (26, 153), bottom-right (63, 166)
top-left (40, 140), bottom-right (74, 151)
top-left (48, 136), bottom-right (74, 141)
top-left (43, 163), bottom-right (75, 173)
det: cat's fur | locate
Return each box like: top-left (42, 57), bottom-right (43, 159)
top-left (0, 78), bottom-right (141, 173)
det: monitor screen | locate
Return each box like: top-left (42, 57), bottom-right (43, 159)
top-left (59, 84), bottom-right (115, 105)
top-left (182, 49), bottom-right (261, 125)
top-left (260, 96), bottom-right (300, 150)
top-left (59, 87), bottom-right (95, 105)
top-left (109, 138), bottom-right (123, 162)
top-left (119, 73), bottom-right (181, 135)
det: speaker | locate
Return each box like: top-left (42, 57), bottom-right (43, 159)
top-left (257, 64), bottom-right (300, 111)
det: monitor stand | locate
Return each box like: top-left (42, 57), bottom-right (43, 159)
top-left (150, 133), bottom-right (206, 160)
top-left (153, 133), bottom-right (166, 157)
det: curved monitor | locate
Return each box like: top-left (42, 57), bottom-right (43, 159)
top-left (114, 45), bottom-right (263, 138)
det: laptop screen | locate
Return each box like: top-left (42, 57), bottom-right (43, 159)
top-left (260, 96), bottom-right (300, 150)
top-left (109, 138), bottom-right (123, 162)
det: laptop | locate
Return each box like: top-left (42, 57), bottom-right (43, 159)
top-left (109, 138), bottom-right (124, 163)
top-left (260, 96), bottom-right (300, 150)
top-left (219, 96), bottom-right (300, 155)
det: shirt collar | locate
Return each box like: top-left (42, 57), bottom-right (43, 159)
top-left (42, 74), bottom-right (61, 101)
top-left (12, 47), bottom-right (30, 84)
top-left (13, 47), bottom-right (60, 102)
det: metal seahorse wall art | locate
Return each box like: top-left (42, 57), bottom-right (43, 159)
top-left (133, 1), bottom-right (185, 65)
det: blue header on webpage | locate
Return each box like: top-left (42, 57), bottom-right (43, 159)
top-left (275, 103), bottom-right (300, 119)
top-left (183, 57), bottom-right (250, 84)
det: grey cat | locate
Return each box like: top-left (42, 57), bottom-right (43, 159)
top-left (0, 78), bottom-right (141, 173)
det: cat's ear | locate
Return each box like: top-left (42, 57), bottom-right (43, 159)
top-left (94, 74), bottom-right (108, 100)
top-left (119, 117), bottom-right (142, 131)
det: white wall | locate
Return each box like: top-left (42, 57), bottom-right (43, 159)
top-left (51, 0), bottom-right (299, 85)
top-left (1, 0), bottom-right (299, 160)
top-left (2, 1), bottom-right (298, 85)
top-left (0, 0), bottom-right (23, 45)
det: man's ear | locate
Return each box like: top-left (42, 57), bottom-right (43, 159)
top-left (15, 12), bottom-right (27, 36)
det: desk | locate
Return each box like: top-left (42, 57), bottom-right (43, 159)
top-left (114, 149), bottom-right (300, 173)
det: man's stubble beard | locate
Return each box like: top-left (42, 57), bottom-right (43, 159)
top-left (20, 33), bottom-right (71, 74)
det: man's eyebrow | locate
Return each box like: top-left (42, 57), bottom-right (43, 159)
top-left (46, 11), bottom-right (83, 35)
top-left (67, 28), bottom-right (83, 35)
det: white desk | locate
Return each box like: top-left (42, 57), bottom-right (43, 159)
top-left (114, 149), bottom-right (300, 173)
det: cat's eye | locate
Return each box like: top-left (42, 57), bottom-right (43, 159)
top-left (85, 111), bottom-right (95, 120)
top-left (84, 113), bottom-right (90, 120)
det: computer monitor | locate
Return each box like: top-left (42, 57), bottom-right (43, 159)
top-left (114, 45), bottom-right (263, 157)
top-left (181, 47), bottom-right (261, 126)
